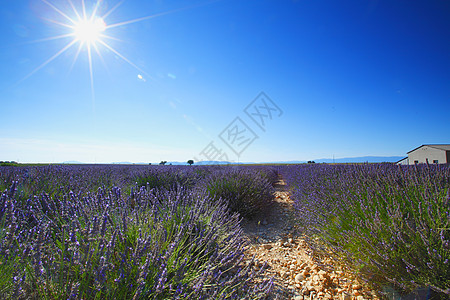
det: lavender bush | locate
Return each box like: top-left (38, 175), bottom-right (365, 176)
top-left (281, 163), bottom-right (450, 297)
top-left (200, 167), bottom-right (275, 219)
top-left (0, 165), bottom-right (273, 299)
top-left (0, 164), bottom-right (158, 204)
top-left (247, 166), bottom-right (279, 186)
top-left (134, 166), bottom-right (214, 191)
top-left (0, 165), bottom-right (221, 201)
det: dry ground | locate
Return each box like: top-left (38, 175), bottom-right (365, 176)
top-left (241, 177), bottom-right (380, 300)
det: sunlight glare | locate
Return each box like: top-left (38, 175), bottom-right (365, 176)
top-left (20, 0), bottom-right (209, 101)
top-left (73, 18), bottom-right (106, 44)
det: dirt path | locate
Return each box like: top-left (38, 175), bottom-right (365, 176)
top-left (242, 176), bottom-right (379, 300)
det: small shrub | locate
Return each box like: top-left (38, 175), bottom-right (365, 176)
top-left (281, 164), bottom-right (450, 298)
top-left (200, 168), bottom-right (274, 218)
top-left (0, 182), bottom-right (273, 299)
top-left (133, 166), bottom-right (211, 192)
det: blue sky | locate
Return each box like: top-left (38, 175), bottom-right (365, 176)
top-left (1, 0), bottom-right (449, 163)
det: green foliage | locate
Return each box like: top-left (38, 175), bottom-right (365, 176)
top-left (202, 168), bottom-right (274, 218)
top-left (0, 165), bottom-right (276, 298)
top-left (134, 169), bottom-right (195, 191)
top-left (0, 161), bottom-right (18, 166)
top-left (284, 164), bottom-right (450, 297)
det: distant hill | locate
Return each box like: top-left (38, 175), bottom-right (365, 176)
top-left (186, 160), bottom-right (233, 165)
top-left (110, 161), bottom-right (233, 165)
top-left (167, 156), bottom-right (404, 165)
top-left (265, 156), bottom-right (404, 164)
top-left (313, 156), bottom-right (404, 163)
top-left (60, 156), bottom-right (404, 165)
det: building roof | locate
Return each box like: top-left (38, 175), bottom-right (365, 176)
top-left (395, 157), bottom-right (408, 163)
top-left (407, 144), bottom-right (450, 154)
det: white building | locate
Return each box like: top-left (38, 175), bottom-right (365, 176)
top-left (397, 144), bottom-right (450, 165)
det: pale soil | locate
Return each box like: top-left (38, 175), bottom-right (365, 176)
top-left (241, 177), bottom-right (381, 300)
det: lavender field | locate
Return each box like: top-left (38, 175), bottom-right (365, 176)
top-left (0, 165), bottom-right (276, 299)
top-left (280, 163), bottom-right (450, 298)
top-left (0, 163), bottom-right (449, 299)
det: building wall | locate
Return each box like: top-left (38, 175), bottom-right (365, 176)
top-left (408, 146), bottom-right (447, 164)
top-left (397, 158), bottom-right (409, 165)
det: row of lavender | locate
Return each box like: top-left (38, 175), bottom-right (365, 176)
top-left (0, 165), bottom-right (277, 299)
top-left (280, 163), bottom-right (450, 297)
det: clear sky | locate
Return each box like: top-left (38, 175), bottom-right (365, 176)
top-left (1, 0), bottom-right (449, 163)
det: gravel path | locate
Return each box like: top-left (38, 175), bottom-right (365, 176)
top-left (241, 176), bottom-right (380, 300)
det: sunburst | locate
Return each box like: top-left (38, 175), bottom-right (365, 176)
top-left (21, 0), bottom-right (221, 108)
top-left (73, 17), bottom-right (106, 44)
top-left (22, 0), bottom-right (153, 108)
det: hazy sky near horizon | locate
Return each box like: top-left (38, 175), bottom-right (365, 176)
top-left (1, 0), bottom-right (449, 163)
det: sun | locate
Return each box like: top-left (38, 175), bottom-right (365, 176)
top-left (73, 17), bottom-right (106, 44)
top-left (22, 0), bottom-right (206, 105)
top-left (20, 0), bottom-right (153, 108)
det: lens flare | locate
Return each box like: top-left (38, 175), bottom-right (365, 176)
top-left (20, 0), bottom-right (219, 107)
top-left (73, 18), bottom-right (106, 44)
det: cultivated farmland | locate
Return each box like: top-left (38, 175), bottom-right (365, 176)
top-left (0, 164), bottom-right (448, 299)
